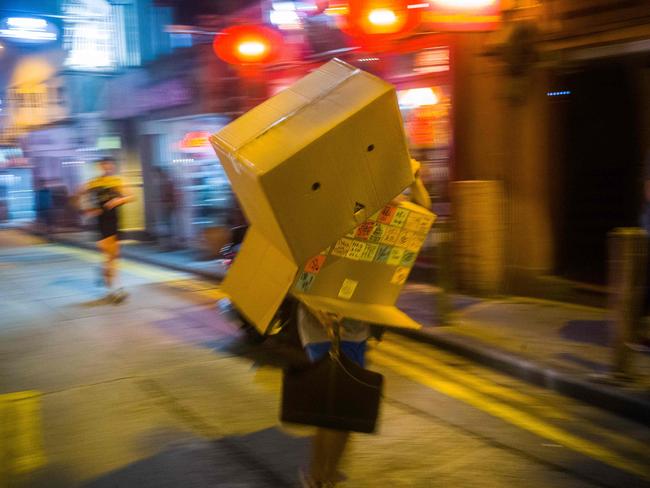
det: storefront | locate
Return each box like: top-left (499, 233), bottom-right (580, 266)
top-left (0, 147), bottom-right (34, 223)
top-left (20, 118), bottom-right (129, 231)
top-left (389, 45), bottom-right (453, 216)
top-left (103, 45), bottom-right (237, 252)
top-left (139, 114), bottom-right (233, 249)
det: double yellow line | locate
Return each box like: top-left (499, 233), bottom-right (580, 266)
top-left (370, 337), bottom-right (650, 480)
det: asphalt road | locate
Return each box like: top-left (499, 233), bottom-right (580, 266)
top-left (1, 229), bottom-right (649, 488)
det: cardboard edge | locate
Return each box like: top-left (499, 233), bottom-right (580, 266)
top-left (293, 294), bottom-right (422, 330)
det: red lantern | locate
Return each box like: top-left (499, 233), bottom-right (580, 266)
top-left (213, 25), bottom-right (284, 65)
top-left (342, 0), bottom-right (421, 39)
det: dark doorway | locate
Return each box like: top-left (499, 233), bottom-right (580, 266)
top-left (553, 61), bottom-right (642, 284)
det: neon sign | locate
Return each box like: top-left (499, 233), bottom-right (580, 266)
top-left (0, 17), bottom-right (58, 43)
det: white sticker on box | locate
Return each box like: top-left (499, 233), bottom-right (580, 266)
top-left (338, 279), bottom-right (358, 300)
top-left (346, 241), bottom-right (366, 261)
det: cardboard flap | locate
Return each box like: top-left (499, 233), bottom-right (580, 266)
top-left (294, 294), bottom-right (421, 330)
top-left (222, 227), bottom-right (298, 333)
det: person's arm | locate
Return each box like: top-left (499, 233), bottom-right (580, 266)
top-left (72, 183), bottom-right (102, 217)
top-left (104, 182), bottom-right (135, 210)
top-left (409, 175), bottom-right (432, 210)
top-left (408, 159), bottom-right (432, 210)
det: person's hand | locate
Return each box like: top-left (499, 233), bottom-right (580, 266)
top-left (83, 208), bottom-right (102, 218)
top-left (104, 197), bottom-right (123, 210)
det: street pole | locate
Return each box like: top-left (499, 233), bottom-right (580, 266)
top-left (608, 227), bottom-right (647, 379)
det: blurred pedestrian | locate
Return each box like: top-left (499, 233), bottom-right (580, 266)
top-left (297, 306), bottom-right (370, 488)
top-left (35, 179), bottom-right (53, 234)
top-left (155, 167), bottom-right (180, 249)
top-left (76, 157), bottom-right (134, 302)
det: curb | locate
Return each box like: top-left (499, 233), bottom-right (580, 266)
top-left (33, 230), bottom-right (225, 282)
top-left (23, 229), bottom-right (650, 426)
top-left (392, 327), bottom-right (650, 426)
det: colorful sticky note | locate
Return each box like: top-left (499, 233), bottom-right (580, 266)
top-left (368, 223), bottom-right (386, 243)
top-left (404, 212), bottom-right (423, 232)
top-left (391, 208), bottom-right (410, 228)
top-left (375, 245), bottom-right (392, 263)
top-left (400, 251), bottom-right (417, 267)
top-left (355, 221), bottom-right (375, 240)
top-left (406, 233), bottom-right (426, 252)
top-left (346, 241), bottom-right (366, 260)
top-left (377, 205), bottom-right (397, 224)
top-left (380, 226), bottom-right (400, 245)
top-left (304, 254), bottom-right (327, 273)
top-left (387, 247), bottom-right (405, 266)
top-left (391, 266), bottom-right (410, 285)
top-left (360, 243), bottom-right (379, 261)
top-left (396, 230), bottom-right (414, 249)
top-left (338, 279), bottom-right (358, 300)
top-left (295, 272), bottom-right (316, 292)
top-left (332, 238), bottom-right (353, 257)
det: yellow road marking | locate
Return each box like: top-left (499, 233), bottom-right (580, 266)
top-left (0, 391), bottom-right (46, 476)
top-left (369, 351), bottom-right (650, 479)
top-left (386, 334), bottom-right (650, 456)
top-left (376, 340), bottom-right (571, 420)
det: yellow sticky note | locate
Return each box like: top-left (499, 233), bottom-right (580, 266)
top-left (396, 230), bottom-right (414, 249)
top-left (360, 243), bottom-right (379, 261)
top-left (338, 279), bottom-right (358, 299)
top-left (346, 241), bottom-right (366, 261)
top-left (380, 226), bottom-right (400, 246)
top-left (404, 212), bottom-right (423, 231)
top-left (391, 266), bottom-right (410, 285)
top-left (332, 238), bottom-right (353, 257)
top-left (387, 247), bottom-right (405, 266)
top-left (392, 208), bottom-right (410, 228)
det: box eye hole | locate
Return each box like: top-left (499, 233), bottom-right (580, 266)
top-left (311, 182), bottom-right (321, 191)
top-left (367, 144), bottom-right (375, 152)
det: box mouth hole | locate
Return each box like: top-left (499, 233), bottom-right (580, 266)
top-left (367, 144), bottom-right (375, 152)
top-left (311, 182), bottom-right (321, 191)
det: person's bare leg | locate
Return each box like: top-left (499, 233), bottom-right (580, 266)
top-left (307, 428), bottom-right (350, 486)
top-left (97, 236), bottom-right (118, 289)
top-left (308, 429), bottom-right (328, 484)
top-left (322, 429), bottom-right (350, 483)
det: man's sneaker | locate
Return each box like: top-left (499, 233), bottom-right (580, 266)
top-left (109, 288), bottom-right (128, 304)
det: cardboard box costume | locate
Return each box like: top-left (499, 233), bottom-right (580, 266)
top-left (210, 59), bottom-right (435, 333)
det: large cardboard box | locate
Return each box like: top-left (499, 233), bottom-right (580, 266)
top-left (210, 59), bottom-right (419, 332)
top-left (211, 58), bottom-right (413, 265)
top-left (294, 201), bottom-right (435, 329)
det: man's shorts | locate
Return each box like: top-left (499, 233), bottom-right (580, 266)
top-left (305, 341), bottom-right (367, 367)
top-left (97, 210), bottom-right (118, 239)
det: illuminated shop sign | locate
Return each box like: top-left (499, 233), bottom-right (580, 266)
top-left (62, 0), bottom-right (116, 70)
top-left (178, 131), bottom-right (211, 155)
top-left (424, 0), bottom-right (502, 31)
top-left (0, 17), bottom-right (58, 43)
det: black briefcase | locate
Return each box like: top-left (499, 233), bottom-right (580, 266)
top-left (281, 352), bottom-right (384, 434)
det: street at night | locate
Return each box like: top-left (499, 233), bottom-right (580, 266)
top-left (1, 229), bottom-right (648, 487)
top-left (3, 1), bottom-right (650, 487)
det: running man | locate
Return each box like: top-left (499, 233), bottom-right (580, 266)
top-left (77, 157), bottom-right (134, 302)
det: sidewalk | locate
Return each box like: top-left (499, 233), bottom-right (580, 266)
top-left (24, 227), bottom-right (650, 425)
top-left (27, 228), bottom-right (229, 280)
